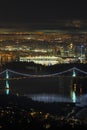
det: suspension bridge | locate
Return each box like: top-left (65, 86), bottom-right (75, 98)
top-left (0, 66), bottom-right (87, 79)
top-left (0, 66), bottom-right (87, 103)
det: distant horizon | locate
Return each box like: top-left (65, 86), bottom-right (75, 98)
top-left (0, 19), bottom-right (87, 33)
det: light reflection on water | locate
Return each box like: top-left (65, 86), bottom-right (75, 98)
top-left (26, 93), bottom-right (74, 103)
top-left (26, 93), bottom-right (87, 107)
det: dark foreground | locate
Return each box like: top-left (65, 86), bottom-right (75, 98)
top-left (0, 94), bottom-right (87, 129)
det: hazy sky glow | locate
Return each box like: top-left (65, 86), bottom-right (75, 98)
top-left (0, 1), bottom-right (87, 24)
top-left (0, 1), bottom-right (86, 32)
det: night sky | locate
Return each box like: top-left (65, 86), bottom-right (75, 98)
top-left (0, 1), bottom-right (87, 27)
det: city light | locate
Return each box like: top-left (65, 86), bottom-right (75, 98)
top-left (80, 45), bottom-right (84, 63)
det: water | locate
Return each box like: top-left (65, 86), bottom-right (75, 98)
top-left (0, 76), bottom-right (87, 104)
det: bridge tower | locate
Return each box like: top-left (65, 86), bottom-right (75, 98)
top-left (5, 70), bottom-right (10, 95)
top-left (71, 69), bottom-right (77, 103)
top-left (72, 69), bottom-right (76, 77)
